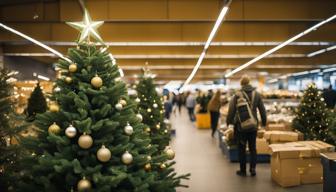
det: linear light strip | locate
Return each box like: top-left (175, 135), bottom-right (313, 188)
top-left (179, 3), bottom-right (231, 92)
top-left (307, 44), bottom-right (336, 57)
top-left (225, 14), bottom-right (336, 78)
top-left (120, 64), bottom-right (319, 70)
top-left (0, 23), bottom-right (72, 63)
top-left (3, 53), bottom-right (306, 59)
top-left (4, 41), bottom-right (334, 47)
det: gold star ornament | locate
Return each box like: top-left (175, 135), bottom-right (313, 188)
top-left (67, 10), bottom-right (104, 44)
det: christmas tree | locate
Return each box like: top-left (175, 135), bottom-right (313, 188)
top-left (18, 10), bottom-right (187, 191)
top-left (292, 83), bottom-right (334, 144)
top-left (0, 68), bottom-right (27, 190)
top-left (135, 69), bottom-right (170, 152)
top-left (26, 83), bottom-right (47, 121)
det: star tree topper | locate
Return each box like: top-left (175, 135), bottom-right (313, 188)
top-left (67, 10), bottom-right (104, 44)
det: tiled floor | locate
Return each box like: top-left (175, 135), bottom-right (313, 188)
top-left (171, 108), bottom-right (322, 192)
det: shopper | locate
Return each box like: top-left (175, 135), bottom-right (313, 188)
top-left (163, 95), bottom-right (173, 119)
top-left (176, 94), bottom-right (183, 114)
top-left (208, 90), bottom-right (221, 137)
top-left (322, 85), bottom-right (336, 109)
top-left (226, 75), bottom-right (267, 177)
top-left (186, 92), bottom-right (196, 122)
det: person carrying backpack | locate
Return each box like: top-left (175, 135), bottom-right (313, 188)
top-left (226, 75), bottom-right (267, 177)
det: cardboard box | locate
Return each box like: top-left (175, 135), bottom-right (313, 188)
top-left (269, 141), bottom-right (334, 187)
top-left (257, 138), bottom-right (269, 154)
top-left (223, 128), bottom-right (234, 141)
top-left (257, 129), bottom-right (266, 138)
top-left (267, 123), bottom-right (292, 131)
top-left (264, 131), bottom-right (303, 144)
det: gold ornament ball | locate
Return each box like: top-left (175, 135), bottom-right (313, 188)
top-left (91, 75), bottom-right (103, 88)
top-left (120, 99), bottom-right (127, 106)
top-left (97, 145), bottom-right (111, 162)
top-left (49, 103), bottom-right (60, 112)
top-left (65, 77), bottom-right (72, 84)
top-left (144, 163), bottom-right (151, 171)
top-left (77, 178), bottom-right (91, 191)
top-left (48, 123), bottom-right (61, 135)
top-left (78, 134), bottom-right (93, 149)
top-left (69, 63), bottom-right (78, 73)
top-left (156, 124), bottom-right (160, 130)
top-left (147, 156), bottom-right (152, 161)
top-left (160, 163), bottom-right (166, 169)
top-left (145, 127), bottom-right (151, 133)
top-left (147, 108), bottom-right (152, 113)
top-left (122, 151), bottom-right (133, 165)
top-left (135, 98), bottom-right (141, 103)
top-left (65, 125), bottom-right (77, 138)
top-left (165, 148), bottom-right (175, 160)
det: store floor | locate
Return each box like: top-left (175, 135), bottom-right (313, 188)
top-left (171, 108), bottom-right (322, 192)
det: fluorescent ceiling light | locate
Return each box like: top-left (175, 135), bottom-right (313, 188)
top-left (3, 53), bottom-right (306, 59)
top-left (323, 67), bottom-right (336, 73)
top-left (37, 75), bottom-right (50, 81)
top-left (267, 79), bottom-right (279, 83)
top-left (225, 14), bottom-right (336, 78)
top-left (4, 53), bottom-right (56, 57)
top-left (121, 64), bottom-right (317, 70)
top-left (5, 41), bottom-right (333, 47)
top-left (0, 23), bottom-right (72, 63)
top-left (204, 7), bottom-right (229, 50)
top-left (307, 45), bottom-right (336, 57)
top-left (180, 2), bottom-right (231, 93)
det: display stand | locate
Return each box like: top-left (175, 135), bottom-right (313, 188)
top-left (321, 153), bottom-right (336, 192)
top-left (218, 131), bottom-right (270, 163)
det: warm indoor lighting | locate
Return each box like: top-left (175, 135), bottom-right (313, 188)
top-left (225, 14), bottom-right (336, 78)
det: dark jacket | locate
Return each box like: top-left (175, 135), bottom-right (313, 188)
top-left (226, 85), bottom-right (267, 131)
top-left (322, 89), bottom-right (336, 109)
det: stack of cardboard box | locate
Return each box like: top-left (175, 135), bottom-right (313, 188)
top-left (266, 122), bottom-right (292, 131)
top-left (264, 131), bottom-right (304, 144)
top-left (269, 141), bottom-right (335, 187)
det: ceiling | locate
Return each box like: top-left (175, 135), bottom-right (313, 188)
top-left (0, 0), bottom-right (336, 83)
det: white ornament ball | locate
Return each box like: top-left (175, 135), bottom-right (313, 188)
top-left (124, 124), bottom-right (134, 136)
top-left (65, 125), bottom-right (77, 138)
top-left (97, 145), bottom-right (111, 162)
top-left (78, 134), bottom-right (93, 149)
top-left (136, 114), bottom-right (143, 122)
top-left (135, 98), bottom-right (141, 103)
top-left (120, 99), bottom-right (127, 106)
top-left (153, 103), bottom-right (158, 108)
top-left (122, 151), bottom-right (133, 165)
top-left (115, 103), bottom-right (123, 110)
top-left (147, 108), bottom-right (152, 113)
